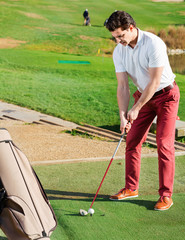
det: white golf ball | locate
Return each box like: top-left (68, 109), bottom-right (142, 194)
top-left (88, 208), bottom-right (95, 215)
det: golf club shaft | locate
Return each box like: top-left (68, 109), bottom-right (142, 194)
top-left (89, 133), bottom-right (125, 209)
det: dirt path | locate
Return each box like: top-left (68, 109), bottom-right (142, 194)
top-left (0, 120), bottom-right (157, 164)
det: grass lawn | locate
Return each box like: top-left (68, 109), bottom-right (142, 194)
top-left (0, 0), bottom-right (185, 127)
top-left (0, 48), bottom-right (134, 127)
top-left (1, 0), bottom-right (184, 54)
top-left (50, 194), bottom-right (185, 240)
top-left (0, 48), bottom-right (185, 128)
top-left (2, 155), bottom-right (185, 239)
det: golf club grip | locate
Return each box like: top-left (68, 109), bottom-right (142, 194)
top-left (90, 134), bottom-right (124, 208)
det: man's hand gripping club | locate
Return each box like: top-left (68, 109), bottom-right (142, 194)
top-left (120, 105), bottom-right (140, 135)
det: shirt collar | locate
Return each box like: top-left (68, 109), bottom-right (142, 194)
top-left (136, 28), bottom-right (143, 47)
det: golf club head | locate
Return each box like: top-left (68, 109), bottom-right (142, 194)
top-left (79, 209), bottom-right (88, 216)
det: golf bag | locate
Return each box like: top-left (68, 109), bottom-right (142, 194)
top-left (85, 17), bottom-right (90, 26)
top-left (0, 128), bottom-right (57, 239)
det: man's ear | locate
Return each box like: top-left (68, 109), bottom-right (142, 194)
top-left (129, 24), bottom-right (134, 31)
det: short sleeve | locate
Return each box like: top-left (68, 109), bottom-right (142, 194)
top-left (113, 46), bottom-right (126, 72)
top-left (148, 37), bottom-right (167, 68)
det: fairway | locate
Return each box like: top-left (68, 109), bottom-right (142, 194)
top-left (0, 0), bottom-right (185, 127)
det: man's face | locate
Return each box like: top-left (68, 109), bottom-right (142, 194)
top-left (111, 26), bottom-right (134, 46)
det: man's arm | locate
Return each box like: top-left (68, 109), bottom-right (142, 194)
top-left (116, 72), bottom-right (130, 134)
top-left (127, 66), bottom-right (164, 123)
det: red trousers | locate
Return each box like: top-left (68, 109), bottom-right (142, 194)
top-left (125, 83), bottom-right (180, 197)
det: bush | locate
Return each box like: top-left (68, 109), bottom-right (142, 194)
top-left (161, 25), bottom-right (185, 49)
top-left (158, 29), bottom-right (167, 39)
top-left (148, 25), bottom-right (185, 49)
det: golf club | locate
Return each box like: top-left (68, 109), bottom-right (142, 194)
top-left (80, 132), bottom-right (125, 216)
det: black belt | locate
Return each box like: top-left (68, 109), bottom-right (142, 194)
top-left (153, 81), bottom-right (176, 97)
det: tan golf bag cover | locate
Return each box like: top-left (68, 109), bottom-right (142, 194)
top-left (0, 128), bottom-right (57, 239)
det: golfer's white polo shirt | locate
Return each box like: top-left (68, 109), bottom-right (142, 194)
top-left (113, 28), bottom-right (175, 92)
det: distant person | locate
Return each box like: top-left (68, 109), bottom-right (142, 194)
top-left (105, 11), bottom-right (180, 211)
top-left (83, 9), bottom-right (91, 26)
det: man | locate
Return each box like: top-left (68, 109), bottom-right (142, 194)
top-left (83, 9), bottom-right (91, 26)
top-left (105, 11), bottom-right (180, 211)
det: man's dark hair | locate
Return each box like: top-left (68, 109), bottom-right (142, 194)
top-left (106, 11), bottom-right (136, 31)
